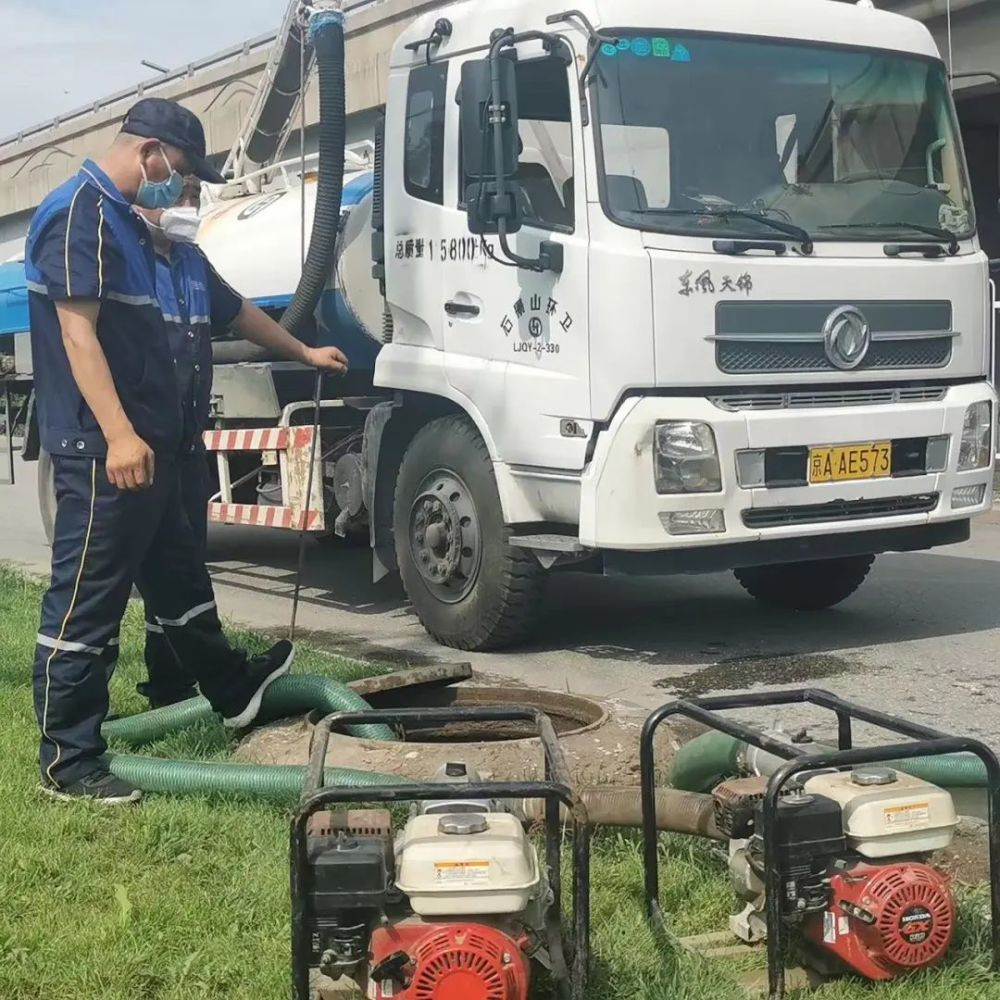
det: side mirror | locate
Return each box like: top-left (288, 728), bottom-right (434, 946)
top-left (461, 55), bottom-right (522, 236)
top-left (464, 184), bottom-right (524, 237)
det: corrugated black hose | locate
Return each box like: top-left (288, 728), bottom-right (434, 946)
top-left (280, 8), bottom-right (347, 336)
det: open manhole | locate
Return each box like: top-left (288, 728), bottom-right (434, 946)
top-left (311, 685), bottom-right (607, 744)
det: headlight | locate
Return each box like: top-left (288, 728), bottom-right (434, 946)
top-left (958, 401), bottom-right (992, 471)
top-left (654, 421), bottom-right (722, 494)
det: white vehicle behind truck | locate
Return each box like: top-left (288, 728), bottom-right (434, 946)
top-left (7, 0), bottom-right (997, 651)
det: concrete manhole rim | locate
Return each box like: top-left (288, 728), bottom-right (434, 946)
top-left (306, 686), bottom-right (610, 747)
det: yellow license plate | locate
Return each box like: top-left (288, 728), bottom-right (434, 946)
top-left (809, 442), bottom-right (892, 484)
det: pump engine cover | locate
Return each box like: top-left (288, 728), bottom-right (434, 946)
top-left (369, 922), bottom-right (530, 1000)
top-left (804, 862), bottom-right (955, 980)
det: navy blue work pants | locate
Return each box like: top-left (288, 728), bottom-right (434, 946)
top-left (141, 445), bottom-right (209, 700)
top-left (33, 454), bottom-right (246, 786)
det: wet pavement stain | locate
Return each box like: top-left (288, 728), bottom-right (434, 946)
top-left (654, 651), bottom-right (881, 698)
top-left (292, 627), bottom-right (439, 668)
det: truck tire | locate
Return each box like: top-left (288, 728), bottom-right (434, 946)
top-left (38, 449), bottom-right (56, 547)
top-left (394, 415), bottom-right (545, 651)
top-left (735, 555), bottom-right (875, 611)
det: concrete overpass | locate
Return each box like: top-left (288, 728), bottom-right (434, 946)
top-left (0, 0), bottom-right (442, 258)
top-left (1, 0), bottom-right (999, 259)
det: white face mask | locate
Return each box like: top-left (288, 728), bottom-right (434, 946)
top-left (159, 206), bottom-right (202, 244)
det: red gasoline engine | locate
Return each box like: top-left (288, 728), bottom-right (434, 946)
top-left (804, 862), bottom-right (955, 980)
top-left (718, 766), bottom-right (959, 982)
top-left (368, 922), bottom-right (531, 1000)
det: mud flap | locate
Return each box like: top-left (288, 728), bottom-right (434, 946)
top-left (363, 398), bottom-right (401, 582)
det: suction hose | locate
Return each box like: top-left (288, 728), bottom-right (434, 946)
top-left (523, 787), bottom-right (723, 841)
top-left (103, 674), bottom-right (396, 746)
top-left (668, 730), bottom-right (992, 793)
top-left (280, 7), bottom-right (347, 337)
top-left (99, 674), bottom-right (400, 801)
top-left (105, 757), bottom-right (407, 806)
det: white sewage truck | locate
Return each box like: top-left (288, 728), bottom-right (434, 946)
top-left (17, 0), bottom-right (1000, 651)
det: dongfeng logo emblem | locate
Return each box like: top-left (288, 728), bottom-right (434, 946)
top-left (823, 306), bottom-right (872, 370)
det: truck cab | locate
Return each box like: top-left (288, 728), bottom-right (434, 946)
top-left (373, 0), bottom-right (995, 648)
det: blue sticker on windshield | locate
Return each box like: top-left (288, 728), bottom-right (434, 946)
top-left (652, 38), bottom-right (671, 58)
top-left (672, 43), bottom-right (692, 63)
top-left (617, 38), bottom-right (631, 52)
top-left (600, 41), bottom-right (618, 57)
top-left (631, 37), bottom-right (652, 57)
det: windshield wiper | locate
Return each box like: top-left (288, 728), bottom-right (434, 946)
top-left (642, 208), bottom-right (814, 255)
top-left (821, 222), bottom-right (959, 256)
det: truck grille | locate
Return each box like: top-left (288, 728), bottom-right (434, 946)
top-left (717, 338), bottom-right (952, 374)
top-left (710, 386), bottom-right (947, 412)
top-left (715, 300), bottom-right (954, 375)
top-left (742, 493), bottom-right (939, 529)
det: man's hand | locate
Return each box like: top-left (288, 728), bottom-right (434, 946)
top-left (231, 302), bottom-right (350, 374)
top-left (304, 345), bottom-right (349, 374)
top-left (106, 429), bottom-right (155, 491)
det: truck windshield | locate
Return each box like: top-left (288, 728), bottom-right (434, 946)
top-left (592, 33), bottom-right (975, 244)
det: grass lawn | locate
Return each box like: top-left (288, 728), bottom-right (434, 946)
top-left (1, 565), bottom-right (997, 999)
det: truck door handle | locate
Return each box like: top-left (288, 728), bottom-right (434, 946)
top-left (445, 301), bottom-right (480, 318)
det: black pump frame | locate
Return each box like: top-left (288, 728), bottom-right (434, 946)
top-left (639, 687), bottom-right (1000, 1000)
top-left (291, 706), bottom-right (591, 1000)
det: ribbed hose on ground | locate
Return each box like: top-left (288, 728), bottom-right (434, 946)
top-left (103, 674), bottom-right (396, 747)
top-left (280, 9), bottom-right (347, 336)
top-left (105, 756), bottom-right (408, 806)
top-left (523, 787), bottom-right (723, 840)
top-left (668, 731), bottom-right (991, 793)
top-left (99, 674), bottom-right (398, 801)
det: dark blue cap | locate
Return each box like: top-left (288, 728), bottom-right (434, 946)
top-left (121, 98), bottom-right (225, 184)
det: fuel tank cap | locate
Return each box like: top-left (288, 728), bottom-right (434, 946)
top-left (851, 767), bottom-right (898, 786)
top-left (439, 814), bottom-right (489, 835)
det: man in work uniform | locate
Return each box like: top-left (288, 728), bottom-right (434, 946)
top-left (26, 99), bottom-right (306, 805)
top-left (133, 169), bottom-right (348, 707)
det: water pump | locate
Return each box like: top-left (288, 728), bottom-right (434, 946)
top-left (304, 763), bottom-right (545, 1000)
top-left (292, 706), bottom-right (590, 1000)
top-left (719, 766), bottom-right (959, 981)
top-left (640, 688), bottom-right (1000, 1000)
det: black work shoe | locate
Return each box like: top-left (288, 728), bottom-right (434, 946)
top-left (136, 682), bottom-right (200, 710)
top-left (222, 640), bottom-right (294, 730)
top-left (41, 769), bottom-right (143, 806)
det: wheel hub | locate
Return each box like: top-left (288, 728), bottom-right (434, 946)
top-left (409, 471), bottom-right (482, 603)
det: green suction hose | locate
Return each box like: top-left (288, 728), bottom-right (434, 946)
top-left (106, 756), bottom-right (409, 807)
top-left (668, 730), bottom-right (992, 793)
top-left (103, 674), bottom-right (396, 747)
top-left (665, 730), bottom-right (746, 793)
top-left (100, 674), bottom-right (401, 802)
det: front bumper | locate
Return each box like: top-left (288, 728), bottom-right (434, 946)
top-left (579, 382), bottom-right (995, 553)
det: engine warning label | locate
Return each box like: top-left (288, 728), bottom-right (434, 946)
top-left (433, 860), bottom-right (491, 884)
top-left (822, 912), bottom-right (851, 944)
top-left (883, 802), bottom-right (930, 830)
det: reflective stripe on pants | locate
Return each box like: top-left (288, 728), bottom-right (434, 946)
top-left (34, 454), bottom-right (247, 786)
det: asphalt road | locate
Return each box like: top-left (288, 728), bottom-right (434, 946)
top-left (3, 456), bottom-right (1000, 745)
